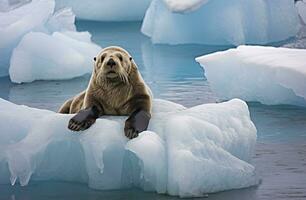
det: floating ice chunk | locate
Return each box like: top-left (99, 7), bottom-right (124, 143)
top-left (0, 98), bottom-right (257, 197)
top-left (196, 45), bottom-right (306, 107)
top-left (9, 31), bottom-right (101, 83)
top-left (0, 0), bottom-right (55, 76)
top-left (142, 0), bottom-right (299, 45)
top-left (0, 0), bottom-right (78, 77)
top-left (55, 0), bottom-right (152, 21)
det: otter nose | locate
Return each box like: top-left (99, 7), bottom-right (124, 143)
top-left (107, 58), bottom-right (116, 68)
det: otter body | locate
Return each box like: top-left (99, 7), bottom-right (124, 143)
top-left (59, 46), bottom-right (152, 139)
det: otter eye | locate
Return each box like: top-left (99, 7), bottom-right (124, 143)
top-left (118, 54), bottom-right (123, 62)
top-left (129, 57), bottom-right (132, 61)
top-left (94, 57), bottom-right (96, 61)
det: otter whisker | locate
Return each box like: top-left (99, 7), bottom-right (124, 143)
top-left (118, 71), bottom-right (128, 84)
top-left (122, 71), bottom-right (129, 84)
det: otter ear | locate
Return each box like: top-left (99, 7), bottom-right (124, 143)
top-left (129, 57), bottom-right (133, 61)
top-left (94, 57), bottom-right (96, 61)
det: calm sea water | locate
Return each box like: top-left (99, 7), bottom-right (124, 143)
top-left (0, 21), bottom-right (305, 200)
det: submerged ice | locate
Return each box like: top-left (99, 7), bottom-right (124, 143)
top-left (0, 98), bottom-right (257, 197)
top-left (196, 45), bottom-right (306, 107)
top-left (141, 0), bottom-right (299, 45)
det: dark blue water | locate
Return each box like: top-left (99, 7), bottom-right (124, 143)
top-left (0, 21), bottom-right (306, 200)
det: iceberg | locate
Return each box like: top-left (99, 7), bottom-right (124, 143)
top-left (196, 45), bottom-right (306, 107)
top-left (0, 98), bottom-right (257, 197)
top-left (9, 31), bottom-right (101, 83)
top-left (55, 0), bottom-right (152, 21)
top-left (141, 0), bottom-right (299, 45)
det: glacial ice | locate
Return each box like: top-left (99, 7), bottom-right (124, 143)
top-left (9, 31), bottom-right (101, 83)
top-left (0, 98), bottom-right (258, 197)
top-left (141, 0), bottom-right (299, 45)
top-left (55, 0), bottom-right (152, 21)
top-left (196, 45), bottom-right (306, 107)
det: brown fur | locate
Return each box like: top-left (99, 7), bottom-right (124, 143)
top-left (58, 46), bottom-right (152, 117)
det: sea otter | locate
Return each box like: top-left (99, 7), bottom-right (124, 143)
top-left (58, 46), bottom-right (152, 139)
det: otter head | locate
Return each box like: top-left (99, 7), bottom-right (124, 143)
top-left (93, 46), bottom-right (136, 86)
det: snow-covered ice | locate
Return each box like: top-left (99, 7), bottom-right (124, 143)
top-left (196, 45), bottom-right (306, 107)
top-left (141, 0), bottom-right (299, 45)
top-left (55, 0), bottom-right (152, 21)
top-left (9, 31), bottom-right (101, 83)
top-left (0, 98), bottom-right (257, 197)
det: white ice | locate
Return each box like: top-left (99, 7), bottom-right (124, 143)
top-left (9, 31), bottom-right (101, 83)
top-left (0, 0), bottom-right (54, 76)
top-left (141, 0), bottom-right (299, 45)
top-left (0, 98), bottom-right (257, 197)
top-left (0, 0), bottom-right (100, 80)
top-left (196, 45), bottom-right (306, 107)
top-left (55, 0), bottom-right (152, 21)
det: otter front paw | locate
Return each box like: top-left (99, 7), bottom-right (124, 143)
top-left (68, 107), bottom-right (98, 132)
top-left (124, 110), bottom-right (151, 139)
top-left (68, 117), bottom-right (96, 131)
top-left (124, 119), bottom-right (139, 139)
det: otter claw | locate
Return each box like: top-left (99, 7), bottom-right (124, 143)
top-left (124, 127), bottom-right (138, 139)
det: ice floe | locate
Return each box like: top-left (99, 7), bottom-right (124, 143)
top-left (0, 98), bottom-right (257, 197)
top-left (196, 45), bottom-right (306, 107)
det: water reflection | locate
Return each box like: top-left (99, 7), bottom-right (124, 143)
top-left (0, 181), bottom-right (258, 200)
